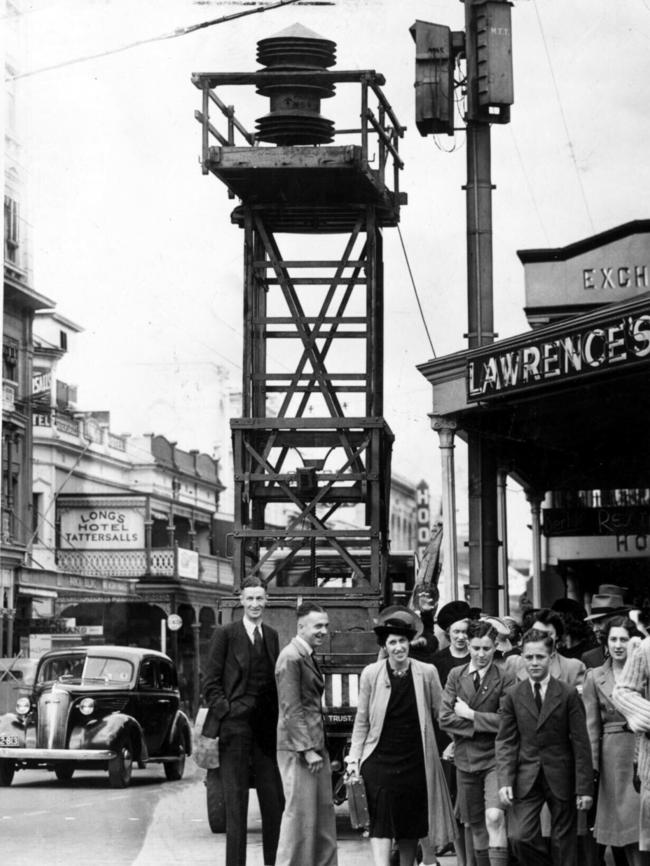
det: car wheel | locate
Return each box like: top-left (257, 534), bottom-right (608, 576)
top-left (108, 741), bottom-right (133, 789)
top-left (206, 767), bottom-right (226, 833)
top-left (55, 765), bottom-right (75, 782)
top-left (0, 759), bottom-right (15, 787)
top-left (164, 745), bottom-right (186, 782)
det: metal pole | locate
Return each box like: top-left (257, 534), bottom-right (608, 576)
top-left (160, 618), bottom-right (167, 655)
top-left (497, 469), bottom-right (510, 615)
top-left (527, 491), bottom-right (543, 608)
top-left (464, 0), bottom-right (499, 615)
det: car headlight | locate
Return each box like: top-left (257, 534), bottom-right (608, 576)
top-left (79, 698), bottom-right (95, 716)
top-left (15, 697), bottom-right (31, 715)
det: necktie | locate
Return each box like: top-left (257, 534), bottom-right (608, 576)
top-left (473, 670), bottom-right (481, 692)
top-left (253, 626), bottom-right (263, 651)
top-left (534, 682), bottom-right (542, 712)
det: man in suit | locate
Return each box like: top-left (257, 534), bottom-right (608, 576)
top-left (274, 601), bottom-right (337, 866)
top-left (503, 609), bottom-right (586, 689)
top-left (495, 629), bottom-right (594, 866)
top-left (440, 620), bottom-right (516, 866)
top-left (202, 576), bottom-right (284, 866)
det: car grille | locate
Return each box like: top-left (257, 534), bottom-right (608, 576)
top-left (324, 673), bottom-right (359, 708)
top-left (37, 686), bottom-right (72, 749)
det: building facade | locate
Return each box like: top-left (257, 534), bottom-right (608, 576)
top-left (421, 220), bottom-right (650, 614)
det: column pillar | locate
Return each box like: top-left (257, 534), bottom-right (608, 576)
top-left (497, 469), bottom-right (509, 615)
top-left (430, 415), bottom-right (458, 602)
top-left (526, 490), bottom-right (544, 608)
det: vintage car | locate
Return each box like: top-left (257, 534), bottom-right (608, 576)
top-left (0, 646), bottom-right (192, 788)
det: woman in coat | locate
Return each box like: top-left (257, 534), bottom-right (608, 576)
top-left (346, 607), bottom-right (456, 866)
top-left (582, 615), bottom-right (649, 866)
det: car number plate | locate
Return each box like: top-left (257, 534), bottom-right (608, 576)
top-left (0, 734), bottom-right (20, 747)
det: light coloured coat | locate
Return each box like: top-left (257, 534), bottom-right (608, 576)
top-left (612, 636), bottom-right (650, 851)
top-left (348, 658), bottom-right (456, 850)
top-left (583, 659), bottom-right (640, 846)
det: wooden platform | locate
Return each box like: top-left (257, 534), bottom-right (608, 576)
top-left (205, 145), bottom-right (405, 231)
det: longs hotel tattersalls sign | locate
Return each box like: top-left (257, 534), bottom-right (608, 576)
top-left (467, 307), bottom-right (650, 401)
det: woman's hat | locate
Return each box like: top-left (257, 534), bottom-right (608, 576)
top-left (437, 600), bottom-right (471, 632)
top-left (373, 605), bottom-right (423, 641)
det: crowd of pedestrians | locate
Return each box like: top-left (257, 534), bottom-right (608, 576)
top-left (200, 577), bottom-right (650, 866)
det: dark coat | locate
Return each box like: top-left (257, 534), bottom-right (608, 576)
top-left (495, 676), bottom-right (594, 801)
top-left (201, 619), bottom-right (280, 738)
top-left (439, 661), bottom-right (516, 772)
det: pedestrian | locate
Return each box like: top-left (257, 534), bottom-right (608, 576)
top-left (346, 606), bottom-right (456, 866)
top-left (612, 627), bottom-right (650, 857)
top-left (431, 600), bottom-right (474, 866)
top-left (202, 576), bottom-right (284, 866)
top-left (431, 601), bottom-right (472, 685)
top-left (583, 616), bottom-right (648, 866)
top-left (409, 585), bottom-right (440, 664)
top-left (274, 601), bottom-right (337, 866)
top-left (439, 620), bottom-right (516, 866)
top-left (503, 608), bottom-right (586, 690)
top-left (495, 628), bottom-right (594, 865)
top-left (582, 585), bottom-right (632, 669)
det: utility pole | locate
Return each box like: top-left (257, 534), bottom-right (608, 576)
top-left (411, 1), bottom-right (513, 614)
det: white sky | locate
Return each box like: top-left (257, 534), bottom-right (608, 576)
top-left (14, 0), bottom-right (650, 556)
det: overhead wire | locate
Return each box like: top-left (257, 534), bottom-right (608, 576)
top-left (396, 225), bottom-right (436, 359)
top-left (7, 0), bottom-right (304, 82)
top-left (532, 0), bottom-right (595, 232)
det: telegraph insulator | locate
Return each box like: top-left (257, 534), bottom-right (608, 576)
top-left (255, 23), bottom-right (336, 146)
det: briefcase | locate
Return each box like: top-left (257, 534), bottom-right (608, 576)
top-left (345, 774), bottom-right (370, 830)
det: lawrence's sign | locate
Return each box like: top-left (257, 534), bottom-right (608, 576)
top-left (467, 309), bottom-right (650, 401)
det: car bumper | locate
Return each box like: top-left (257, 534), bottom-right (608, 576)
top-left (0, 748), bottom-right (116, 761)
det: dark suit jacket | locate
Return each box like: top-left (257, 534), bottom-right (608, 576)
top-left (202, 619), bottom-right (280, 738)
top-left (439, 661), bottom-right (516, 772)
top-left (495, 676), bottom-right (593, 801)
top-left (275, 637), bottom-right (325, 753)
top-left (582, 645), bottom-right (606, 670)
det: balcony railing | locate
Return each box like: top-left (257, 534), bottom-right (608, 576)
top-left (56, 548), bottom-right (233, 583)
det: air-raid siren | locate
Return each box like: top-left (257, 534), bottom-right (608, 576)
top-left (255, 23), bottom-right (336, 146)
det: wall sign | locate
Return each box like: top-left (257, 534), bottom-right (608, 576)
top-left (59, 507), bottom-right (144, 549)
top-left (467, 308), bottom-right (650, 401)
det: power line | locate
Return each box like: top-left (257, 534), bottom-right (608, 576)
top-left (397, 225), bottom-right (436, 359)
top-left (7, 0), bottom-right (304, 82)
top-left (532, 0), bottom-right (595, 232)
top-left (507, 126), bottom-right (551, 245)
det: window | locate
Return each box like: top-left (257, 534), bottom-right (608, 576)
top-left (32, 493), bottom-right (42, 542)
top-left (60, 331), bottom-right (68, 351)
top-left (157, 660), bottom-right (177, 690)
top-left (3, 338), bottom-right (18, 381)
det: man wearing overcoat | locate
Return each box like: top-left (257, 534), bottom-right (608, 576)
top-left (202, 576), bottom-right (284, 866)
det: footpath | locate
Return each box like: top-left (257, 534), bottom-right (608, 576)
top-left (131, 762), bottom-right (457, 865)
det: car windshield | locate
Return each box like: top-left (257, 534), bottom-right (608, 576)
top-left (37, 655), bottom-right (85, 684)
top-left (81, 657), bottom-right (134, 686)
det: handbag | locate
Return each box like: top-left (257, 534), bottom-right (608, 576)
top-left (345, 773), bottom-right (370, 830)
top-left (192, 707), bottom-right (220, 770)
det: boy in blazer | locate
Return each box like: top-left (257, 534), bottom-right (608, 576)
top-left (440, 620), bottom-right (516, 866)
top-left (274, 601), bottom-right (337, 866)
top-left (202, 577), bottom-right (284, 866)
top-left (495, 629), bottom-right (593, 866)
